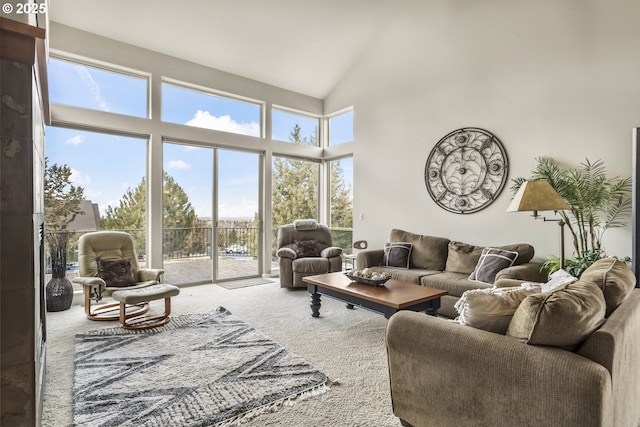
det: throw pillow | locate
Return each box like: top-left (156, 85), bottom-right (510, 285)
top-left (541, 269), bottom-right (578, 293)
top-left (383, 242), bottom-right (413, 268)
top-left (96, 257), bottom-right (137, 288)
top-left (468, 248), bottom-right (519, 284)
top-left (579, 257), bottom-right (636, 317)
top-left (454, 282), bottom-right (542, 334)
top-left (389, 229), bottom-right (450, 270)
top-left (294, 240), bottom-right (319, 258)
top-left (445, 241), bottom-right (535, 274)
top-left (506, 281), bottom-right (606, 350)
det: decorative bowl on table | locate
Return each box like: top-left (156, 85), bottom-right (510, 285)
top-left (344, 269), bottom-right (392, 286)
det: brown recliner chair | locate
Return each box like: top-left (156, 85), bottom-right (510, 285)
top-left (276, 219), bottom-right (343, 288)
top-left (72, 231), bottom-right (164, 321)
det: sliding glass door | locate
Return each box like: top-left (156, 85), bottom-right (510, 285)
top-left (162, 142), bottom-right (261, 284)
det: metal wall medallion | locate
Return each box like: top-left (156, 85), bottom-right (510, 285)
top-left (425, 128), bottom-right (508, 214)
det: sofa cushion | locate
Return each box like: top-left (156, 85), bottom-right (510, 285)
top-left (292, 257), bottom-right (329, 273)
top-left (383, 242), bottom-right (412, 268)
top-left (579, 257), bottom-right (636, 317)
top-left (420, 271), bottom-right (492, 297)
top-left (445, 241), bottom-right (535, 274)
top-left (468, 248), bottom-right (519, 284)
top-left (455, 282), bottom-right (542, 334)
top-left (506, 281), bottom-right (606, 349)
top-left (389, 229), bottom-right (450, 270)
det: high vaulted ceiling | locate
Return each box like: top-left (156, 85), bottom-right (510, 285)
top-left (49, 0), bottom-right (398, 99)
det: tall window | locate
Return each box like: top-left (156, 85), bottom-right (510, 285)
top-left (272, 108), bottom-right (319, 146)
top-left (329, 157), bottom-right (354, 251)
top-left (328, 110), bottom-right (354, 146)
top-left (48, 57), bottom-right (148, 117)
top-left (162, 83), bottom-right (261, 137)
top-left (45, 127), bottom-right (147, 288)
top-left (271, 156), bottom-right (319, 255)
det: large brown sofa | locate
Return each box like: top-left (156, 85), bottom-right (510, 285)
top-left (356, 229), bottom-right (547, 317)
top-left (385, 258), bottom-right (640, 427)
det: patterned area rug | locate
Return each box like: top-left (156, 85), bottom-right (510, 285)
top-left (73, 307), bottom-right (328, 426)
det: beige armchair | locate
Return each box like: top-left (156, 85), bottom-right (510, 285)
top-left (276, 219), bottom-right (343, 288)
top-left (72, 231), bottom-right (164, 321)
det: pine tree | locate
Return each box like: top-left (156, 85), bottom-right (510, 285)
top-left (272, 124), bottom-right (319, 227)
top-left (101, 172), bottom-right (200, 257)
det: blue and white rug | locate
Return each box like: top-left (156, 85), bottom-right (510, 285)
top-left (73, 307), bottom-right (328, 426)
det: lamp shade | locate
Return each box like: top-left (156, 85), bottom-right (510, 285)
top-left (506, 180), bottom-right (569, 212)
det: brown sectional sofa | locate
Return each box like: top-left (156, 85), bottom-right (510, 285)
top-left (386, 257), bottom-right (640, 427)
top-left (356, 229), bottom-right (547, 318)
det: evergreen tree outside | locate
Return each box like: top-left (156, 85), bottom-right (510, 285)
top-left (329, 159), bottom-right (354, 252)
top-left (272, 124), bottom-right (318, 232)
top-left (44, 158), bottom-right (85, 231)
top-left (100, 172), bottom-right (201, 258)
top-left (44, 158), bottom-right (86, 275)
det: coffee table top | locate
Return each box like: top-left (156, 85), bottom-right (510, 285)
top-left (303, 272), bottom-right (447, 310)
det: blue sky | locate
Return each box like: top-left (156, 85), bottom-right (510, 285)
top-left (46, 58), bottom-right (353, 219)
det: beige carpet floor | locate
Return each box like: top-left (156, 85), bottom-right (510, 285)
top-left (42, 280), bottom-right (402, 427)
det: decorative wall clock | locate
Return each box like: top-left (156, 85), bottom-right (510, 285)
top-left (424, 128), bottom-right (508, 214)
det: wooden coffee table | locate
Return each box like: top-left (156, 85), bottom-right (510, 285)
top-left (303, 272), bottom-right (447, 319)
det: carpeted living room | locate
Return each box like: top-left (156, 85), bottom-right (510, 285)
top-left (2, 1), bottom-right (640, 426)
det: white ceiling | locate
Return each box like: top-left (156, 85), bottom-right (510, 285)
top-left (49, 0), bottom-right (398, 99)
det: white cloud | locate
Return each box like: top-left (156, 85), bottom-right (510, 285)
top-left (65, 134), bottom-right (85, 145)
top-left (69, 168), bottom-right (91, 186)
top-left (185, 110), bottom-right (260, 137)
top-left (74, 65), bottom-right (110, 112)
top-left (167, 160), bottom-right (191, 170)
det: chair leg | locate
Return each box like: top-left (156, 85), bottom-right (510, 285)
top-left (119, 297), bottom-right (172, 330)
top-left (84, 286), bottom-right (149, 321)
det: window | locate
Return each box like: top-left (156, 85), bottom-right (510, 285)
top-left (271, 156), bottom-right (319, 256)
top-left (162, 83), bottom-right (261, 137)
top-left (272, 108), bottom-right (319, 146)
top-left (45, 127), bottom-right (147, 288)
top-left (328, 110), bottom-right (354, 146)
top-left (329, 157), bottom-right (354, 251)
top-left (48, 57), bottom-right (148, 117)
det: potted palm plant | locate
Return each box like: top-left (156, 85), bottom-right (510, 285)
top-left (513, 157), bottom-right (631, 277)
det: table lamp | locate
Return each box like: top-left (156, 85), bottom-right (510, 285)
top-left (506, 180), bottom-right (570, 269)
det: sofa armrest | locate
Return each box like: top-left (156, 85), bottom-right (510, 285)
top-left (321, 246), bottom-right (342, 258)
top-left (386, 311), bottom-right (612, 427)
top-left (356, 249), bottom-right (384, 269)
top-left (277, 247), bottom-right (297, 259)
top-left (494, 261), bottom-right (547, 287)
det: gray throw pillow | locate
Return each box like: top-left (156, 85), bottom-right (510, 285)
top-left (96, 257), bottom-right (136, 288)
top-left (468, 248), bottom-right (519, 284)
top-left (383, 242), bottom-right (412, 269)
top-left (294, 240), bottom-right (319, 257)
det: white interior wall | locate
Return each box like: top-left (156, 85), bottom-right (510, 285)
top-left (326, 0), bottom-right (640, 261)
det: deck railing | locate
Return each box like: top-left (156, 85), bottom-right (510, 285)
top-left (45, 226), bottom-right (353, 270)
